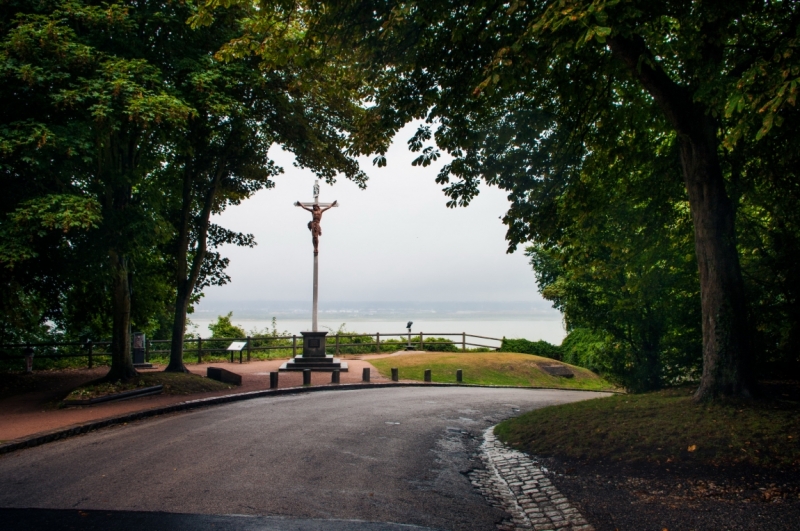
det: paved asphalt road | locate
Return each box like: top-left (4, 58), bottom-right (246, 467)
top-left (0, 387), bottom-right (608, 530)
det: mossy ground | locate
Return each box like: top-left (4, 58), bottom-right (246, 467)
top-left (494, 383), bottom-right (800, 469)
top-left (370, 352), bottom-right (615, 391)
top-left (64, 372), bottom-right (232, 401)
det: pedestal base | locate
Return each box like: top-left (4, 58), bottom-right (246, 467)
top-left (279, 355), bottom-right (349, 372)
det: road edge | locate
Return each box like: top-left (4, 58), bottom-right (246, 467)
top-left (0, 382), bottom-right (615, 456)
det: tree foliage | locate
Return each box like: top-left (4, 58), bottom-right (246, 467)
top-left (318, 0), bottom-right (800, 395)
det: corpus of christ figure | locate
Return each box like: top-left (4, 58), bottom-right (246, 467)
top-left (295, 183), bottom-right (337, 255)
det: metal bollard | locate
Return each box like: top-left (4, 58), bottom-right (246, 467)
top-left (332, 369), bottom-right (340, 384)
top-left (362, 367), bottom-right (370, 382)
top-left (424, 369), bottom-right (431, 382)
top-left (391, 367), bottom-right (399, 382)
top-left (456, 369), bottom-right (463, 383)
top-left (303, 369), bottom-right (311, 386)
top-left (269, 371), bottom-right (279, 389)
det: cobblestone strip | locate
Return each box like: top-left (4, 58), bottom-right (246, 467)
top-left (469, 427), bottom-right (594, 531)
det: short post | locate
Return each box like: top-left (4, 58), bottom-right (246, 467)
top-left (145, 339), bottom-right (150, 362)
top-left (292, 335), bottom-right (297, 357)
top-left (462, 332), bottom-right (466, 351)
top-left (362, 367), bottom-right (370, 382)
top-left (375, 332), bottom-right (380, 353)
top-left (332, 369), bottom-right (340, 384)
top-left (456, 369), bottom-right (463, 383)
top-left (391, 367), bottom-right (399, 382)
top-left (269, 371), bottom-right (279, 389)
top-left (87, 340), bottom-right (93, 369)
top-left (303, 369), bottom-right (311, 386)
top-left (420, 332), bottom-right (424, 350)
top-left (246, 336), bottom-right (251, 362)
top-left (198, 336), bottom-right (203, 364)
top-left (24, 345), bottom-right (34, 373)
top-left (424, 369), bottom-right (432, 382)
top-left (335, 333), bottom-right (340, 355)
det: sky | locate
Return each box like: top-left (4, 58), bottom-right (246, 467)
top-left (196, 121), bottom-right (560, 321)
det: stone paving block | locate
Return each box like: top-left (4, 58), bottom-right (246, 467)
top-left (467, 427), bottom-right (595, 531)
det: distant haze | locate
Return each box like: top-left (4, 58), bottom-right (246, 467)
top-left (196, 122), bottom-right (563, 340)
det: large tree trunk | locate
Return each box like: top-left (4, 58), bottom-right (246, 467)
top-left (165, 159), bottom-right (223, 372)
top-left (608, 36), bottom-right (754, 400)
top-left (106, 249), bottom-right (137, 381)
top-left (165, 164), bottom-right (194, 373)
top-left (678, 125), bottom-right (754, 400)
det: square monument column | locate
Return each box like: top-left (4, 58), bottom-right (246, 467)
top-left (301, 331), bottom-right (328, 357)
top-left (279, 330), bottom-right (348, 372)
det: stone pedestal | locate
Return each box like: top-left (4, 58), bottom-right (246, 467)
top-left (279, 331), bottom-right (348, 372)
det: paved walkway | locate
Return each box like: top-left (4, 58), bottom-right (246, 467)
top-left (0, 387), bottom-right (609, 530)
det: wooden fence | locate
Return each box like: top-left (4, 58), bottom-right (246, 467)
top-left (0, 332), bottom-right (503, 369)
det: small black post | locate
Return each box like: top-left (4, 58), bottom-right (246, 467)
top-left (145, 339), bottom-right (150, 362)
top-left (246, 336), bottom-right (251, 362)
top-left (292, 335), bottom-right (297, 356)
top-left (198, 336), bottom-right (203, 364)
top-left (424, 369), bottom-right (432, 382)
top-left (456, 369), bottom-right (463, 383)
top-left (332, 369), bottom-right (340, 384)
top-left (303, 369), bottom-right (311, 386)
top-left (87, 339), bottom-right (93, 369)
top-left (362, 367), bottom-right (370, 382)
top-left (391, 367), bottom-right (399, 382)
top-left (24, 345), bottom-right (34, 373)
top-left (269, 371), bottom-right (279, 389)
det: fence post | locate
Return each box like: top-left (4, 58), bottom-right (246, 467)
top-left (246, 336), bottom-right (251, 362)
top-left (335, 334), bottom-right (340, 355)
top-left (145, 339), bottom-right (150, 362)
top-left (87, 340), bottom-right (93, 369)
top-left (292, 335), bottom-right (297, 357)
top-left (420, 332), bottom-right (424, 350)
top-left (198, 336), bottom-right (202, 364)
top-left (375, 332), bottom-right (380, 353)
top-left (462, 332), bottom-right (466, 351)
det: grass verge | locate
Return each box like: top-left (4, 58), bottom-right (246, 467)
top-left (64, 372), bottom-right (232, 401)
top-left (370, 352), bottom-right (615, 391)
top-left (494, 384), bottom-right (800, 469)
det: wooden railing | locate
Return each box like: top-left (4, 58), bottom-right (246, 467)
top-left (0, 332), bottom-right (503, 369)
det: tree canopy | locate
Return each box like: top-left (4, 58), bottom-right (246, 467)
top-left (316, 0), bottom-right (800, 396)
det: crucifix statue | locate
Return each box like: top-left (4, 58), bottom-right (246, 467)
top-left (295, 180), bottom-right (338, 332)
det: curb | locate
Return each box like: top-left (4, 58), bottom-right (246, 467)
top-left (0, 382), bottom-right (614, 456)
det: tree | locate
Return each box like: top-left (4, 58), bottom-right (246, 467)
top-left (2, 2), bottom-right (196, 380)
top-left (322, 0), bottom-right (799, 399)
top-left (161, 1), bottom-right (379, 372)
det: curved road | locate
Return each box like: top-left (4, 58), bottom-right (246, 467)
top-left (0, 387), bottom-right (608, 530)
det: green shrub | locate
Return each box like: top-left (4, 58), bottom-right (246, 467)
top-left (560, 328), bottom-right (610, 374)
top-left (499, 338), bottom-right (561, 360)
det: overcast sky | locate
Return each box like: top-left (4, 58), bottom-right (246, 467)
top-left (196, 122), bottom-right (557, 314)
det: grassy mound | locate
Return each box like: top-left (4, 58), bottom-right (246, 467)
top-left (370, 352), bottom-right (614, 391)
top-left (64, 372), bottom-right (232, 401)
top-left (495, 385), bottom-right (800, 469)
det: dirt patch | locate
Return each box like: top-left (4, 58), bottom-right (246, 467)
top-left (63, 372), bottom-right (232, 401)
top-left (541, 455), bottom-right (800, 530)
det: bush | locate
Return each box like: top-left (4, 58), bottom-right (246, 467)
top-left (560, 328), bottom-right (610, 374)
top-left (499, 338), bottom-right (562, 360)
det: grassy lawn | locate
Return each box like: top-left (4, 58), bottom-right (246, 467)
top-left (64, 372), bottom-right (233, 401)
top-left (495, 385), bottom-right (800, 469)
top-left (370, 352), bottom-right (615, 391)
